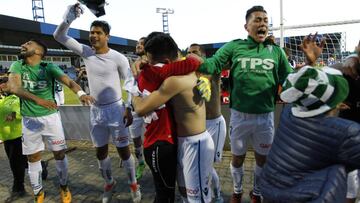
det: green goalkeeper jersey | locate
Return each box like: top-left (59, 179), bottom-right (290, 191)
top-left (9, 60), bottom-right (64, 117)
top-left (199, 36), bottom-right (293, 114)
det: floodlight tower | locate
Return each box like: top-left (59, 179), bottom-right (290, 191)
top-left (156, 8), bottom-right (174, 34)
top-left (32, 0), bottom-right (45, 22)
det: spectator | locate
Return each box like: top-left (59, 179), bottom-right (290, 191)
top-left (0, 75), bottom-right (27, 202)
top-left (260, 33), bottom-right (360, 203)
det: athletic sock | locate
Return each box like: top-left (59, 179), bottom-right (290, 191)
top-left (98, 156), bottom-right (113, 184)
top-left (55, 156), bottom-right (69, 186)
top-left (253, 165), bottom-right (262, 196)
top-left (122, 155), bottom-right (136, 184)
top-left (230, 163), bottom-right (244, 194)
top-left (28, 160), bottom-right (43, 195)
top-left (135, 146), bottom-right (144, 164)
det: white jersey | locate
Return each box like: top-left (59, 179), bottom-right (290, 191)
top-left (54, 22), bottom-right (133, 105)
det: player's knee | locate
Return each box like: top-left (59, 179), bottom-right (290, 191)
top-left (96, 145), bottom-right (109, 160)
top-left (116, 146), bottom-right (131, 160)
top-left (232, 154), bottom-right (246, 167)
top-left (133, 137), bottom-right (142, 147)
top-left (254, 152), bottom-right (267, 166)
top-left (53, 149), bottom-right (66, 160)
top-left (27, 152), bottom-right (41, 162)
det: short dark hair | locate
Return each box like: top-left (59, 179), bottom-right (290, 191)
top-left (189, 43), bottom-right (205, 54)
top-left (245, 6), bottom-right (267, 22)
top-left (144, 32), bottom-right (179, 62)
top-left (90, 20), bottom-right (111, 35)
top-left (30, 38), bottom-right (47, 57)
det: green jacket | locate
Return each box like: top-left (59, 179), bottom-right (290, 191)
top-left (0, 95), bottom-right (22, 141)
top-left (199, 36), bottom-right (293, 114)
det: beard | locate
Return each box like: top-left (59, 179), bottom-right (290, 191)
top-left (19, 49), bottom-right (36, 59)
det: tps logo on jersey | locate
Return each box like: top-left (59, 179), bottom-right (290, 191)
top-left (23, 80), bottom-right (48, 90)
top-left (237, 58), bottom-right (275, 70)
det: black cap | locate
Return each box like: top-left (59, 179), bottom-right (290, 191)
top-left (79, 0), bottom-right (106, 17)
top-left (246, 6), bottom-right (267, 21)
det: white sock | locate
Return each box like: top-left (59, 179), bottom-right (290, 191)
top-left (230, 163), bottom-right (244, 194)
top-left (211, 167), bottom-right (221, 197)
top-left (98, 156), bottom-right (113, 184)
top-left (135, 146), bottom-right (144, 164)
top-left (122, 155), bottom-right (136, 184)
top-left (55, 156), bottom-right (69, 186)
top-left (28, 160), bottom-right (43, 195)
top-left (253, 165), bottom-right (263, 195)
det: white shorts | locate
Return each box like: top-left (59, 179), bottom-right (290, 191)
top-left (229, 109), bottom-right (274, 156)
top-left (90, 100), bottom-right (130, 148)
top-left (347, 170), bottom-right (359, 198)
top-left (177, 131), bottom-right (214, 203)
top-left (22, 112), bottom-right (67, 155)
top-left (55, 90), bottom-right (65, 105)
top-left (129, 113), bottom-right (145, 139)
top-left (206, 115), bottom-right (226, 162)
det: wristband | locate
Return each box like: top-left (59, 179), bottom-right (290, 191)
top-left (77, 90), bottom-right (86, 98)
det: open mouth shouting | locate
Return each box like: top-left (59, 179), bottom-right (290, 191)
top-left (257, 28), bottom-right (267, 40)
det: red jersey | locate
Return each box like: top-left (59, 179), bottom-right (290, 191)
top-left (137, 57), bottom-right (200, 148)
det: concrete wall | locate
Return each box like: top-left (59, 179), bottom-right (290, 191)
top-left (59, 104), bottom-right (285, 150)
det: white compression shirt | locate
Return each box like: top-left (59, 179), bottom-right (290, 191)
top-left (53, 21), bottom-right (133, 105)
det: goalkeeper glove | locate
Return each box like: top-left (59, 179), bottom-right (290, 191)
top-left (196, 76), bottom-right (211, 102)
top-left (63, 3), bottom-right (84, 24)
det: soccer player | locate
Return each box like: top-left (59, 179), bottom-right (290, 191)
top-left (0, 75), bottom-right (27, 202)
top-left (198, 5), bottom-right (293, 203)
top-left (187, 43), bottom-right (226, 203)
top-left (129, 37), bottom-right (147, 180)
top-left (131, 32), bottom-right (214, 203)
top-left (125, 32), bottom-right (202, 202)
top-left (54, 4), bottom-right (140, 203)
top-left (4, 39), bottom-right (94, 203)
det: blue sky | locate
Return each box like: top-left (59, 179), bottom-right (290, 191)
top-left (0, 0), bottom-right (359, 50)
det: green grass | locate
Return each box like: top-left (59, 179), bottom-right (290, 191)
top-left (63, 82), bottom-right (128, 105)
top-left (64, 86), bottom-right (81, 105)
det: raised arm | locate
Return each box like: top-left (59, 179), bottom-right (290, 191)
top-left (198, 42), bottom-right (234, 75)
top-left (53, 4), bottom-right (92, 57)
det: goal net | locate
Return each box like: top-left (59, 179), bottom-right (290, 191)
top-left (270, 22), bottom-right (358, 67)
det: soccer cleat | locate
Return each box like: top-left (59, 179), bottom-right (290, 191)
top-left (249, 190), bottom-right (262, 203)
top-left (230, 192), bottom-right (242, 203)
top-left (34, 189), bottom-right (45, 203)
top-left (130, 183), bottom-right (141, 203)
top-left (102, 180), bottom-right (117, 203)
top-left (60, 185), bottom-right (72, 203)
top-left (135, 161), bottom-right (146, 180)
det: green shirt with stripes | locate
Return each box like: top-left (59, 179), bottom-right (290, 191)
top-left (9, 60), bottom-right (64, 117)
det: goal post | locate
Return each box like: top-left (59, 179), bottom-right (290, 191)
top-left (269, 20), bottom-right (360, 66)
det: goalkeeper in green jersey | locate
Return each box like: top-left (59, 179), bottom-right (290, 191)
top-left (198, 5), bottom-right (293, 203)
